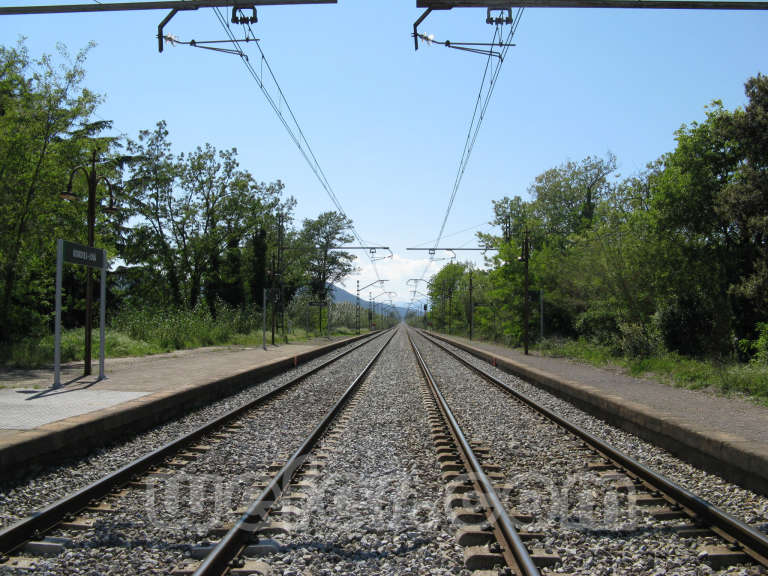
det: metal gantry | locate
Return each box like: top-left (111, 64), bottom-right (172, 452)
top-left (330, 246), bottom-right (390, 334)
top-left (0, 0), bottom-right (337, 52)
top-left (357, 279), bottom-right (389, 334)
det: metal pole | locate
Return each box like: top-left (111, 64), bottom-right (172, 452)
top-left (54, 239), bottom-right (63, 388)
top-left (369, 291), bottom-right (372, 330)
top-left (356, 280), bottom-right (360, 334)
top-left (99, 251), bottom-right (106, 380)
top-left (277, 213), bottom-right (284, 342)
top-left (262, 288), bottom-right (267, 351)
top-left (469, 269), bottom-right (473, 341)
top-left (540, 289), bottom-right (544, 340)
top-left (271, 254), bottom-right (276, 346)
top-left (84, 150), bottom-right (97, 376)
top-left (523, 229), bottom-right (530, 355)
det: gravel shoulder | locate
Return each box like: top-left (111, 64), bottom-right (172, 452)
top-left (0, 333), bottom-right (385, 530)
top-left (1, 334), bottom-right (390, 575)
top-left (414, 331), bottom-right (768, 576)
top-left (435, 333), bottom-right (768, 444)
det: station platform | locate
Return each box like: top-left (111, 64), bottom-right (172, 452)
top-left (424, 331), bottom-right (768, 496)
top-left (0, 333), bottom-right (373, 473)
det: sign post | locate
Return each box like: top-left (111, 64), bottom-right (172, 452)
top-left (54, 239), bottom-right (108, 387)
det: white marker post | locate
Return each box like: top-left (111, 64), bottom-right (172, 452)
top-left (54, 239), bottom-right (108, 387)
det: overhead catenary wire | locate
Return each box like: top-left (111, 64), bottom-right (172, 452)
top-left (408, 11), bottom-right (523, 314)
top-left (411, 220), bottom-right (493, 248)
top-left (209, 8), bottom-right (384, 285)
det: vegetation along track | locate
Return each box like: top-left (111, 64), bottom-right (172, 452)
top-left (411, 327), bottom-right (768, 575)
top-left (0, 329), bottom-right (392, 574)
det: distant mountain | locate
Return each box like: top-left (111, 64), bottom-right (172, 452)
top-left (330, 285), bottom-right (405, 319)
top-left (329, 285), bottom-right (359, 304)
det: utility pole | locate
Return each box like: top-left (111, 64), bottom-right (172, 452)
top-left (369, 291), bottom-right (372, 330)
top-left (277, 211), bottom-right (284, 342)
top-left (356, 279), bottom-right (360, 334)
top-left (262, 287), bottom-right (267, 351)
top-left (468, 268), bottom-right (473, 341)
top-left (271, 253), bottom-right (276, 345)
top-left (540, 289), bottom-right (544, 340)
top-left (519, 228), bottom-right (530, 355)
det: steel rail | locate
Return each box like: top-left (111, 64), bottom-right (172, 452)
top-left (408, 330), bottom-right (541, 576)
top-left (418, 329), bottom-right (768, 567)
top-left (0, 329), bottom-right (387, 556)
top-left (194, 328), bottom-right (397, 576)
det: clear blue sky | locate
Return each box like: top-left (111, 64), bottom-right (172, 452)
top-left (3, 1), bottom-right (767, 305)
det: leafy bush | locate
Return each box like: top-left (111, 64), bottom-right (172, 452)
top-left (754, 322), bottom-right (768, 365)
top-left (654, 291), bottom-right (728, 356)
top-left (618, 322), bottom-right (663, 359)
top-left (574, 306), bottom-right (619, 345)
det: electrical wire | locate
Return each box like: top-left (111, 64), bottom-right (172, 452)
top-left (209, 8), bottom-right (384, 285)
top-left (407, 10), bottom-right (524, 315)
top-left (410, 220), bottom-right (492, 248)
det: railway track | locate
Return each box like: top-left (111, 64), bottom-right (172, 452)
top-left (411, 327), bottom-right (768, 574)
top-left (0, 329), bottom-right (392, 574)
top-left (190, 327), bottom-right (465, 575)
top-left (0, 324), bottom-right (766, 575)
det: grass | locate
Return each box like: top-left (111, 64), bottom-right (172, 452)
top-left (536, 338), bottom-right (768, 406)
top-left (0, 322), bottom-right (366, 370)
top-left (0, 328), bottom-right (165, 369)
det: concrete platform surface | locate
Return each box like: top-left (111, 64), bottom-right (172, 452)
top-left (426, 331), bottom-right (768, 495)
top-left (0, 334), bottom-right (373, 472)
top-left (0, 388), bottom-right (150, 429)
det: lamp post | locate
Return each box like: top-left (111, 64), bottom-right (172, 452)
top-left (62, 150), bottom-right (118, 376)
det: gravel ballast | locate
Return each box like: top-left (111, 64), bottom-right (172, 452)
top-left (414, 331), bottom-right (768, 576)
top-left (0, 333), bottom-right (385, 530)
top-left (254, 328), bottom-right (467, 576)
top-left (2, 333), bottom-right (392, 575)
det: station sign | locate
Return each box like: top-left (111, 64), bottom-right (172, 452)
top-left (62, 240), bottom-right (105, 269)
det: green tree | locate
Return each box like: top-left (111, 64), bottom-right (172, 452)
top-left (0, 41), bottom-right (107, 341)
top-left (298, 212), bottom-right (355, 300)
top-left (530, 153), bottom-right (617, 243)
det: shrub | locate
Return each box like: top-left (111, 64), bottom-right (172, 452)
top-left (619, 322), bottom-right (663, 359)
top-left (753, 322), bottom-right (768, 365)
top-left (654, 291), bottom-right (729, 356)
top-left (574, 306), bottom-right (619, 345)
